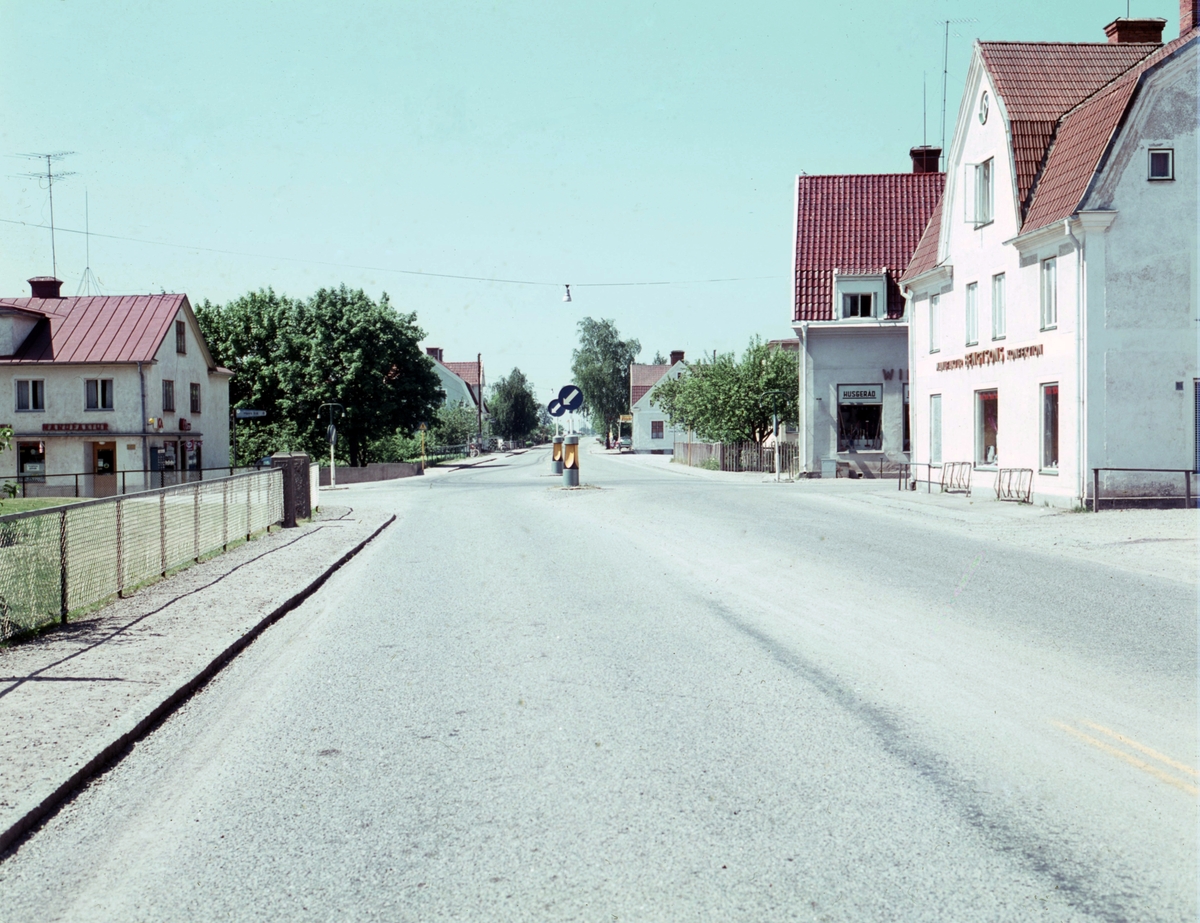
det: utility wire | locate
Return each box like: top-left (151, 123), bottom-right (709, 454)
top-left (0, 216), bottom-right (783, 289)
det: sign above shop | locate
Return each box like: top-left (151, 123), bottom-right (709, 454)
top-left (837, 384), bottom-right (882, 405)
top-left (42, 422), bottom-right (109, 432)
top-left (937, 343), bottom-right (1043, 372)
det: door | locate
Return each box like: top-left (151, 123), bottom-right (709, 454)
top-left (92, 442), bottom-right (117, 497)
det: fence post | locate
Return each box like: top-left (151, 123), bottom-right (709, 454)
top-left (59, 508), bottom-right (68, 622)
top-left (160, 491), bottom-right (167, 576)
top-left (1093, 468), bottom-right (1100, 512)
top-left (193, 483), bottom-right (200, 562)
top-left (116, 498), bottom-right (124, 597)
top-left (222, 480), bottom-right (228, 552)
top-left (246, 475), bottom-right (252, 541)
top-left (1185, 471), bottom-right (1191, 511)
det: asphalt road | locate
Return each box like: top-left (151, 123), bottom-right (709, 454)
top-left (1, 448), bottom-right (1195, 922)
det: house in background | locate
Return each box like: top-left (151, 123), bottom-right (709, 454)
top-left (0, 277), bottom-right (231, 496)
top-left (425, 347), bottom-right (486, 432)
top-left (791, 150), bottom-right (945, 477)
top-left (630, 351), bottom-right (686, 453)
top-left (902, 8), bottom-right (1198, 506)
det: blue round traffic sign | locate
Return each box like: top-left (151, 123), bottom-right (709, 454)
top-left (558, 384), bottom-right (583, 412)
top-left (547, 399), bottom-right (565, 418)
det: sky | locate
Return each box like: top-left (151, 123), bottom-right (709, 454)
top-left (0, 0), bottom-right (1185, 404)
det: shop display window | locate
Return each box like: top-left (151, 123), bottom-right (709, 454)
top-left (836, 384), bottom-right (883, 452)
top-left (18, 442), bottom-right (45, 481)
top-left (1042, 384), bottom-right (1059, 471)
top-left (976, 390), bottom-right (999, 467)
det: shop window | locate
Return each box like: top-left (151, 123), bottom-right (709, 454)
top-left (85, 378), bottom-right (114, 411)
top-left (836, 384), bottom-right (883, 452)
top-left (1040, 257), bottom-right (1057, 330)
top-left (929, 394), bottom-right (942, 464)
top-left (1042, 383), bottom-right (1059, 471)
top-left (991, 273), bottom-right (1006, 340)
top-left (1149, 148), bottom-right (1174, 181)
top-left (176, 320), bottom-right (187, 354)
top-left (929, 294), bottom-right (940, 353)
top-left (965, 282), bottom-right (978, 346)
top-left (976, 389), bottom-right (999, 467)
top-left (163, 380), bottom-right (175, 413)
top-left (842, 293), bottom-right (873, 318)
top-left (18, 442), bottom-right (45, 482)
top-left (16, 379), bottom-right (45, 412)
top-left (190, 383), bottom-right (201, 414)
top-left (650, 420), bottom-right (664, 439)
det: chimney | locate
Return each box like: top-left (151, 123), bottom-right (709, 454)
top-left (1183, 0), bottom-right (1199, 35)
top-left (425, 346), bottom-right (444, 362)
top-left (669, 350), bottom-right (685, 365)
top-left (1103, 17), bottom-right (1166, 43)
top-left (27, 276), bottom-right (63, 299)
top-left (909, 146), bottom-right (942, 174)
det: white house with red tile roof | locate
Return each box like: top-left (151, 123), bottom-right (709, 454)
top-left (424, 348), bottom-right (487, 429)
top-left (791, 154), bottom-right (945, 476)
top-left (630, 352), bottom-right (686, 453)
top-left (0, 278), bottom-right (231, 495)
top-left (903, 8), bottom-right (1198, 506)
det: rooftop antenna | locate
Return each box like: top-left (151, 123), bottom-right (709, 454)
top-left (939, 19), bottom-right (978, 171)
top-left (76, 190), bottom-right (102, 296)
top-left (923, 72), bottom-right (928, 147)
top-left (18, 152), bottom-right (76, 279)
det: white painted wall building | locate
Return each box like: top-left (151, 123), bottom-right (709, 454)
top-left (630, 353), bottom-right (687, 453)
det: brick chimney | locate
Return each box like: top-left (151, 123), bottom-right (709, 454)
top-left (1103, 17), bottom-right (1166, 42)
top-left (425, 346), bottom-right (444, 362)
top-left (1183, 0), bottom-right (1199, 35)
top-left (28, 276), bottom-right (63, 299)
top-left (669, 350), bottom-right (684, 365)
top-left (909, 146), bottom-right (942, 174)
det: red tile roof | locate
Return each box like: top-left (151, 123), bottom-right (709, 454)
top-left (900, 195), bottom-right (945, 283)
top-left (0, 294), bottom-right (201, 365)
top-left (794, 173), bottom-right (945, 321)
top-left (442, 360), bottom-right (481, 386)
top-left (1022, 31), bottom-right (1197, 233)
top-left (978, 42), bottom-right (1159, 209)
top-left (630, 363), bottom-right (670, 405)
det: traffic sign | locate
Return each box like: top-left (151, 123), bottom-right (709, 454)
top-left (547, 399), bottom-right (565, 418)
top-left (558, 384), bottom-right (583, 412)
top-left (327, 424), bottom-right (337, 446)
top-left (235, 409), bottom-right (266, 419)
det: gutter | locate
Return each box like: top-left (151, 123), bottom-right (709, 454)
top-left (1064, 218), bottom-right (1086, 507)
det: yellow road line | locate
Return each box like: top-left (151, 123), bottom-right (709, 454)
top-left (1052, 721), bottom-right (1199, 796)
top-left (1081, 721), bottom-right (1198, 778)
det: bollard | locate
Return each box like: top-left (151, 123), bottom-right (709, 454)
top-left (562, 434), bottom-right (580, 487)
top-left (552, 435), bottom-right (564, 475)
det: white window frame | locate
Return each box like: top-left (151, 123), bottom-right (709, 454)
top-left (991, 273), bottom-right (1006, 340)
top-left (1041, 382), bottom-right (1059, 473)
top-left (842, 293), bottom-right (874, 319)
top-left (965, 159), bottom-right (994, 227)
top-left (1148, 148), bottom-right (1174, 181)
top-left (1040, 257), bottom-right (1057, 330)
top-left (85, 378), bottom-right (114, 411)
top-left (929, 394), bottom-right (942, 465)
top-left (965, 282), bottom-right (978, 346)
top-left (15, 378), bottom-right (45, 412)
top-left (976, 389), bottom-right (999, 468)
top-left (929, 294), bottom-right (940, 353)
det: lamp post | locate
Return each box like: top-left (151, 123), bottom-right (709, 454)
top-left (761, 389), bottom-right (787, 481)
top-left (318, 403), bottom-right (344, 487)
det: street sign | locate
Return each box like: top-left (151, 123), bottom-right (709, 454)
top-left (327, 424), bottom-right (337, 445)
top-left (547, 399), bottom-right (565, 418)
top-left (558, 384), bottom-right (583, 412)
top-left (235, 409), bottom-right (266, 419)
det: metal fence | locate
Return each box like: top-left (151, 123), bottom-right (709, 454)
top-left (8, 465), bottom-right (269, 500)
top-left (672, 439), bottom-right (800, 478)
top-left (0, 468), bottom-right (283, 643)
top-left (1092, 467), bottom-right (1198, 510)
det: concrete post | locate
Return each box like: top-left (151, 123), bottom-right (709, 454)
top-left (562, 434), bottom-right (579, 487)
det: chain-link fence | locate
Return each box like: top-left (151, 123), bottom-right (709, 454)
top-left (672, 439), bottom-right (800, 477)
top-left (0, 468), bottom-right (283, 643)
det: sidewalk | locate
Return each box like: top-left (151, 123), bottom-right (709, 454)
top-left (0, 505), bottom-right (393, 853)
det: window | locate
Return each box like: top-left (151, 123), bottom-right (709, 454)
top-left (162, 379), bottom-right (175, 413)
top-left (176, 320), bottom-right (187, 354)
top-left (929, 394), bottom-right (942, 464)
top-left (650, 420), bottom-right (664, 439)
top-left (1149, 148), bottom-right (1174, 181)
top-left (18, 442), bottom-right (45, 482)
top-left (902, 384), bottom-right (910, 453)
top-left (991, 273), bottom-right (1006, 340)
top-left (929, 294), bottom-right (940, 353)
top-left (965, 282), bottom-right (978, 346)
top-left (1040, 257), bottom-right (1057, 330)
top-left (974, 158), bottom-right (994, 227)
top-left (836, 384), bottom-right (883, 452)
top-left (1041, 383), bottom-right (1059, 471)
top-left (842, 293), bottom-right (873, 318)
top-left (85, 378), bottom-right (114, 411)
top-left (16, 379), bottom-right (45, 412)
top-left (190, 383), bottom-right (201, 414)
top-left (976, 390), bottom-right (999, 467)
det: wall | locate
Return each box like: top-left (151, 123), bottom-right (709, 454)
top-left (632, 362), bottom-right (686, 453)
top-left (318, 462), bottom-right (424, 485)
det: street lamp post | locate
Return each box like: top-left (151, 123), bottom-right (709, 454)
top-left (762, 389), bottom-right (787, 481)
top-left (318, 403), bottom-right (344, 487)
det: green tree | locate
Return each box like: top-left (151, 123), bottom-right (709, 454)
top-left (431, 401), bottom-right (477, 446)
top-left (655, 338), bottom-right (798, 444)
top-left (197, 285), bottom-right (444, 466)
top-left (570, 317), bottom-right (641, 435)
top-left (488, 368), bottom-right (540, 442)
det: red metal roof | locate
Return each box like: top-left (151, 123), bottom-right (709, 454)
top-left (442, 360), bottom-right (481, 386)
top-left (794, 173), bottom-right (945, 322)
top-left (978, 42), bottom-right (1159, 209)
top-left (630, 363), bottom-right (670, 406)
top-left (900, 195), bottom-right (945, 283)
top-left (0, 294), bottom-right (195, 365)
top-left (1022, 30), bottom-right (1197, 233)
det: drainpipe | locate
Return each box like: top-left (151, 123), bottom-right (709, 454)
top-left (1065, 218), bottom-right (1086, 507)
top-left (798, 323), bottom-right (808, 475)
top-left (137, 361), bottom-right (149, 479)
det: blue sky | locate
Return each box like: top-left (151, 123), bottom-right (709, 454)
top-left (0, 1), bottom-right (1182, 403)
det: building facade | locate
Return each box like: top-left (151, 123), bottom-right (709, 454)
top-left (630, 352), bottom-right (686, 453)
top-left (425, 347), bottom-right (486, 432)
top-left (903, 12), bottom-right (1198, 506)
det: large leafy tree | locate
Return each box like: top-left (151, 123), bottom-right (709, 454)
top-left (488, 368), bottom-right (540, 442)
top-left (197, 286), bottom-right (443, 466)
top-left (655, 338), bottom-right (798, 444)
top-left (570, 317), bottom-right (641, 435)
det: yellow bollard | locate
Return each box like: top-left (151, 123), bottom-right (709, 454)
top-left (552, 435), bottom-right (564, 475)
top-left (562, 435), bottom-right (579, 487)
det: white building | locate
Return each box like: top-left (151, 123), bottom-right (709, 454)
top-left (630, 352), bottom-right (687, 453)
top-left (902, 11), bottom-right (1198, 506)
top-left (791, 157), bottom-right (945, 477)
top-left (425, 347), bottom-right (486, 430)
top-left (0, 278), bottom-right (231, 496)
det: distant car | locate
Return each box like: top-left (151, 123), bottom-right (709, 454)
top-left (618, 437), bottom-right (632, 453)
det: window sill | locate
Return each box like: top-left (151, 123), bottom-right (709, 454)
top-left (991, 335), bottom-right (1006, 341)
top-left (1040, 325), bottom-right (1057, 333)
top-left (1039, 468), bottom-right (1059, 476)
top-left (965, 341), bottom-right (978, 348)
top-left (1147, 177), bottom-right (1174, 182)
top-left (974, 465), bottom-right (998, 471)
top-left (84, 408), bottom-right (115, 413)
top-left (973, 220), bottom-right (995, 230)
top-left (15, 409), bottom-right (45, 413)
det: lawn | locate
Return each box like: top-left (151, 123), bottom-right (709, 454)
top-left (0, 497), bottom-right (84, 515)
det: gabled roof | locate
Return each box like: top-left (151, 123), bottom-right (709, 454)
top-left (0, 294), bottom-right (201, 365)
top-left (442, 360), bottom-right (481, 386)
top-left (794, 172), bottom-right (944, 321)
top-left (1022, 30), bottom-right (1197, 233)
top-left (630, 363), bottom-right (671, 406)
top-left (900, 196), bottom-right (944, 283)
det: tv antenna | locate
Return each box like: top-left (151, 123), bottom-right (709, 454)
top-left (18, 151), bottom-right (76, 280)
top-left (76, 190), bottom-right (102, 296)
top-left (939, 19), bottom-right (978, 170)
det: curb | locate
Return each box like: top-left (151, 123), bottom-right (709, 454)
top-left (0, 513), bottom-right (396, 857)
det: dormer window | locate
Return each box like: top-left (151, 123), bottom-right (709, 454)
top-left (1149, 148), bottom-right (1174, 181)
top-left (842, 293), bottom-right (874, 318)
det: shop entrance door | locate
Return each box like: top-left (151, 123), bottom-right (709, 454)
top-left (92, 442), bottom-right (117, 497)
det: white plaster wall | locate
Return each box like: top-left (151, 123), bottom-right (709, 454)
top-left (432, 362), bottom-right (476, 408)
top-left (632, 363), bottom-right (685, 452)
